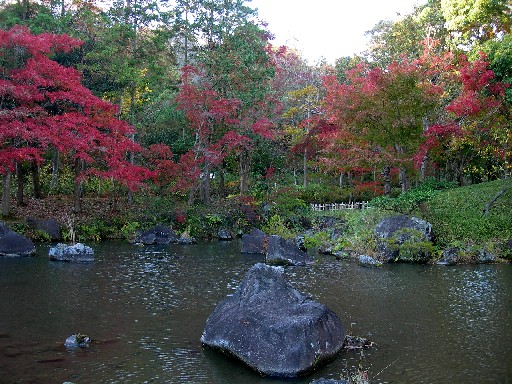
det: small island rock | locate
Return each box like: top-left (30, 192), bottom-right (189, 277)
top-left (49, 243), bottom-right (94, 262)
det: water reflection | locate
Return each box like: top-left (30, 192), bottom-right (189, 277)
top-left (0, 241), bottom-right (511, 383)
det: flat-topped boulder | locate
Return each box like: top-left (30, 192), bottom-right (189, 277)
top-left (241, 228), bottom-right (267, 254)
top-left (49, 243), bottom-right (94, 262)
top-left (266, 235), bottom-right (314, 266)
top-left (0, 222), bottom-right (36, 257)
top-left (201, 263), bottom-right (345, 377)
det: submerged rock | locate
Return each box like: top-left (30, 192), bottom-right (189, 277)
top-left (64, 334), bottom-right (91, 349)
top-left (133, 225), bottom-right (178, 245)
top-left (310, 379), bottom-right (349, 384)
top-left (343, 335), bottom-right (374, 350)
top-left (0, 222), bottom-right (36, 257)
top-left (201, 263), bottom-right (345, 377)
top-left (218, 229), bottom-right (234, 241)
top-left (49, 243), bottom-right (94, 262)
top-left (358, 255), bottom-right (382, 267)
top-left (177, 234), bottom-right (197, 245)
top-left (265, 235), bottom-right (314, 266)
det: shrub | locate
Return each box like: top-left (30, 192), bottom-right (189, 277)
top-left (262, 214), bottom-right (294, 239)
top-left (369, 178), bottom-right (457, 214)
top-left (121, 221), bottom-right (140, 241)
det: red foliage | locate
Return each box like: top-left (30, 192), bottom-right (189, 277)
top-left (353, 181), bottom-right (384, 197)
top-left (0, 26), bottom-right (151, 190)
top-left (416, 53), bottom-right (510, 173)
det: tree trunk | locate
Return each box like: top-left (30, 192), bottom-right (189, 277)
top-left (16, 161), bottom-right (24, 205)
top-left (50, 150), bottom-right (59, 193)
top-left (382, 165), bottom-right (391, 196)
top-left (187, 185), bottom-right (196, 206)
top-left (239, 151), bottom-right (250, 196)
top-left (483, 187), bottom-right (509, 215)
top-left (455, 159), bottom-right (463, 186)
top-left (399, 167), bottom-right (408, 193)
top-left (2, 168), bottom-right (12, 217)
top-left (31, 161), bottom-right (42, 198)
top-left (303, 148), bottom-right (308, 188)
top-left (420, 155), bottom-right (428, 181)
top-left (217, 165), bottom-right (226, 198)
top-left (73, 158), bottom-right (83, 212)
top-left (200, 163), bottom-right (211, 204)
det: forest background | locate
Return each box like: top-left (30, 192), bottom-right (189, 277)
top-left (0, 0), bottom-right (511, 254)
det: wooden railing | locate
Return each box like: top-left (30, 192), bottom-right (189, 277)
top-left (310, 201), bottom-right (369, 211)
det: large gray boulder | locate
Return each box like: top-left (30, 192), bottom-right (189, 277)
top-left (49, 243), bottom-right (94, 262)
top-left (266, 235), bottom-right (314, 266)
top-left (201, 263), bottom-right (345, 377)
top-left (241, 228), bottom-right (267, 254)
top-left (0, 222), bottom-right (36, 257)
top-left (374, 215), bottom-right (434, 263)
top-left (375, 215), bottom-right (433, 242)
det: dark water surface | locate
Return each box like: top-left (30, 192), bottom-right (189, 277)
top-left (0, 241), bottom-right (511, 383)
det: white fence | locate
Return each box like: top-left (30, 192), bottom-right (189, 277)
top-left (310, 201), bottom-right (369, 211)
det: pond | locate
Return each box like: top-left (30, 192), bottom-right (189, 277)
top-left (0, 241), bottom-right (511, 383)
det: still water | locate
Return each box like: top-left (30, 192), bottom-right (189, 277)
top-left (0, 241), bottom-right (511, 384)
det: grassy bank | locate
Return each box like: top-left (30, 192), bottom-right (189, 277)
top-left (424, 179), bottom-right (512, 247)
top-left (300, 179), bottom-right (512, 260)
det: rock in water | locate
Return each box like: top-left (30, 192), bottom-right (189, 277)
top-left (241, 228), bottom-right (267, 254)
top-left (133, 224), bottom-right (178, 245)
top-left (374, 215), bottom-right (434, 263)
top-left (49, 243), bottom-right (94, 262)
top-left (357, 255), bottom-right (382, 267)
top-left (0, 221), bottom-right (36, 257)
top-left (201, 263), bottom-right (345, 377)
top-left (64, 334), bottom-right (91, 349)
top-left (266, 235), bottom-right (314, 266)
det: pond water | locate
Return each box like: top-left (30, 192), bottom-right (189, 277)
top-left (0, 241), bottom-right (511, 384)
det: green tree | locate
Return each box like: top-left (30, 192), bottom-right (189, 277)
top-left (323, 59), bottom-right (443, 194)
top-left (365, 0), bottom-right (449, 67)
top-left (441, 0), bottom-right (511, 47)
top-left (201, 22), bottom-right (277, 195)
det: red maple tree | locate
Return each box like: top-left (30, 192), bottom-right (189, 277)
top-left (0, 25), bottom-right (153, 214)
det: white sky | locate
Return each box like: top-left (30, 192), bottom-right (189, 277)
top-left (250, 0), bottom-right (423, 64)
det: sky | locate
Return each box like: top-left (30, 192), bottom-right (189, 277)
top-left (249, 0), bottom-right (422, 64)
